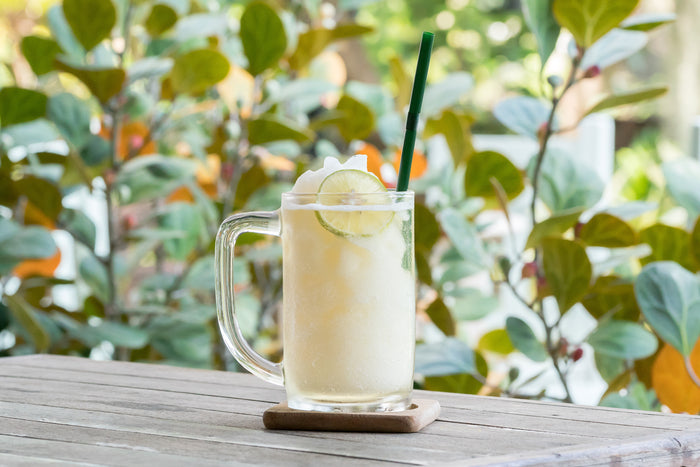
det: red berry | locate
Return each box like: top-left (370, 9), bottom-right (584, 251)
top-left (584, 65), bottom-right (601, 79)
top-left (222, 162), bottom-right (235, 181)
top-left (521, 261), bottom-right (537, 279)
top-left (123, 214), bottom-right (137, 230)
top-left (574, 221), bottom-right (584, 238)
top-left (571, 347), bottom-right (583, 362)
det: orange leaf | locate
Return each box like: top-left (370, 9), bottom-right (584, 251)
top-left (99, 121), bottom-right (156, 161)
top-left (24, 202), bottom-right (55, 229)
top-left (392, 148), bottom-right (427, 180)
top-left (13, 250), bottom-right (62, 279)
top-left (356, 142), bottom-right (385, 183)
top-left (652, 342), bottom-right (700, 414)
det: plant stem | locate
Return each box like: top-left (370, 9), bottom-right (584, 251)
top-left (684, 356), bottom-right (700, 389)
top-left (529, 57), bottom-right (581, 226)
top-left (538, 312), bottom-right (573, 403)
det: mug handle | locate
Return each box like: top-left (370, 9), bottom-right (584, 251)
top-left (215, 210), bottom-right (283, 386)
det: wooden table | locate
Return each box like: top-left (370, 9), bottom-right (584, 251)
top-left (2, 355), bottom-right (700, 466)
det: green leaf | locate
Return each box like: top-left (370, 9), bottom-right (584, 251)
top-left (421, 73), bottom-right (474, 118)
top-left (55, 60), bottom-right (125, 103)
top-left (423, 109), bottom-right (473, 166)
top-left (21, 36), bottom-right (63, 76)
top-left (92, 321), bottom-right (148, 349)
top-left (159, 202), bottom-right (204, 261)
top-left (47, 5), bottom-right (83, 59)
top-left (531, 147), bottom-right (604, 213)
top-left (588, 320), bottom-right (658, 360)
top-left (169, 48), bottom-right (230, 94)
top-left (552, 0), bottom-right (639, 47)
top-left (579, 213), bottom-right (637, 248)
top-left (423, 352), bottom-right (488, 395)
top-left (416, 247), bottom-right (432, 286)
top-left (522, 0), bottom-right (560, 66)
top-left (79, 253), bottom-right (110, 303)
top-left (234, 163), bottom-right (270, 209)
top-left (663, 158), bottom-right (700, 217)
top-left (579, 29), bottom-right (647, 73)
top-left (0, 225), bottom-right (56, 266)
top-left (581, 275), bottom-right (640, 321)
top-left (494, 96), bottom-right (553, 139)
top-left (542, 238), bottom-right (592, 313)
top-left (128, 57), bottom-right (174, 83)
top-left (289, 23), bottom-right (373, 70)
top-left (116, 155), bottom-right (196, 204)
top-left (585, 87), bottom-right (667, 117)
top-left (425, 298), bottom-right (456, 336)
top-left (59, 208), bottom-right (96, 250)
top-left (465, 151), bottom-right (524, 200)
top-left (14, 176), bottom-right (62, 222)
top-left (526, 208), bottom-right (583, 249)
top-left (248, 116), bottom-right (314, 146)
top-left (46, 93), bottom-right (91, 149)
top-left (692, 217), bottom-right (700, 270)
top-left (4, 294), bottom-right (50, 352)
top-left (450, 288), bottom-right (499, 321)
top-left (415, 202), bottom-right (440, 251)
top-left (439, 208), bottom-right (489, 268)
top-left (0, 87), bottom-right (47, 127)
top-left (594, 351), bottom-right (626, 382)
top-left (635, 261), bottom-right (700, 356)
top-left (620, 12), bottom-right (675, 31)
top-left (506, 316), bottom-right (547, 362)
top-left (145, 4), bottom-right (177, 36)
top-left (639, 224), bottom-right (694, 271)
top-left (63, 0), bottom-right (115, 51)
top-left (478, 329), bottom-right (515, 355)
top-left (240, 2), bottom-right (287, 75)
top-left (79, 134), bottom-right (111, 166)
top-left (415, 338), bottom-right (475, 376)
top-left (334, 95), bottom-right (375, 141)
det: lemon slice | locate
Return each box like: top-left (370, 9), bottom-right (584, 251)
top-left (315, 169), bottom-right (394, 237)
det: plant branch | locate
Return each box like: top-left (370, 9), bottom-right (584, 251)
top-left (529, 57), bottom-right (581, 226)
top-left (684, 356), bottom-right (700, 389)
top-left (537, 311), bottom-right (573, 403)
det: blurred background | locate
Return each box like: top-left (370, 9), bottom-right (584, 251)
top-left (1, 0), bottom-right (699, 413)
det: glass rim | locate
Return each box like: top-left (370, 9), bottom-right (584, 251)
top-left (282, 190), bottom-right (414, 199)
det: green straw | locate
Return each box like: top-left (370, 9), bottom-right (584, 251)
top-left (396, 31), bottom-right (434, 192)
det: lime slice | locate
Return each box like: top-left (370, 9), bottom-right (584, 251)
top-left (315, 169), bottom-right (394, 237)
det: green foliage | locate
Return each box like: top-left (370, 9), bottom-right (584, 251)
top-left (522, 0), bottom-right (560, 65)
top-left (169, 49), bottom-right (230, 94)
top-left (552, 0), bottom-right (639, 47)
top-left (588, 320), bottom-right (657, 360)
top-left (635, 262), bottom-right (700, 356)
top-left (54, 61), bottom-right (125, 103)
top-left (542, 238), bottom-right (592, 313)
top-left (0, 87), bottom-right (47, 127)
top-left (464, 151), bottom-right (524, 200)
top-left (62, 0), bottom-right (115, 51)
top-left (145, 4), bottom-right (177, 36)
top-left (240, 2), bottom-right (287, 76)
top-left (578, 213), bottom-right (637, 248)
top-left (0, 0), bottom-right (687, 411)
top-left (20, 36), bottom-right (63, 76)
top-left (506, 317), bottom-right (547, 362)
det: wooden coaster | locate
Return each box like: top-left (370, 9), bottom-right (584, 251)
top-left (263, 399), bottom-right (440, 433)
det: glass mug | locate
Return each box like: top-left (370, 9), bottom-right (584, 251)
top-left (215, 191), bottom-right (415, 412)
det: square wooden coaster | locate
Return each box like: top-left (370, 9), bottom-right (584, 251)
top-left (262, 399), bottom-right (440, 433)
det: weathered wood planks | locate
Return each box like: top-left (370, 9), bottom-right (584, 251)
top-left (0, 354), bottom-right (699, 466)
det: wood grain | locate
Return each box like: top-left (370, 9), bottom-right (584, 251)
top-left (1, 355), bottom-right (700, 466)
